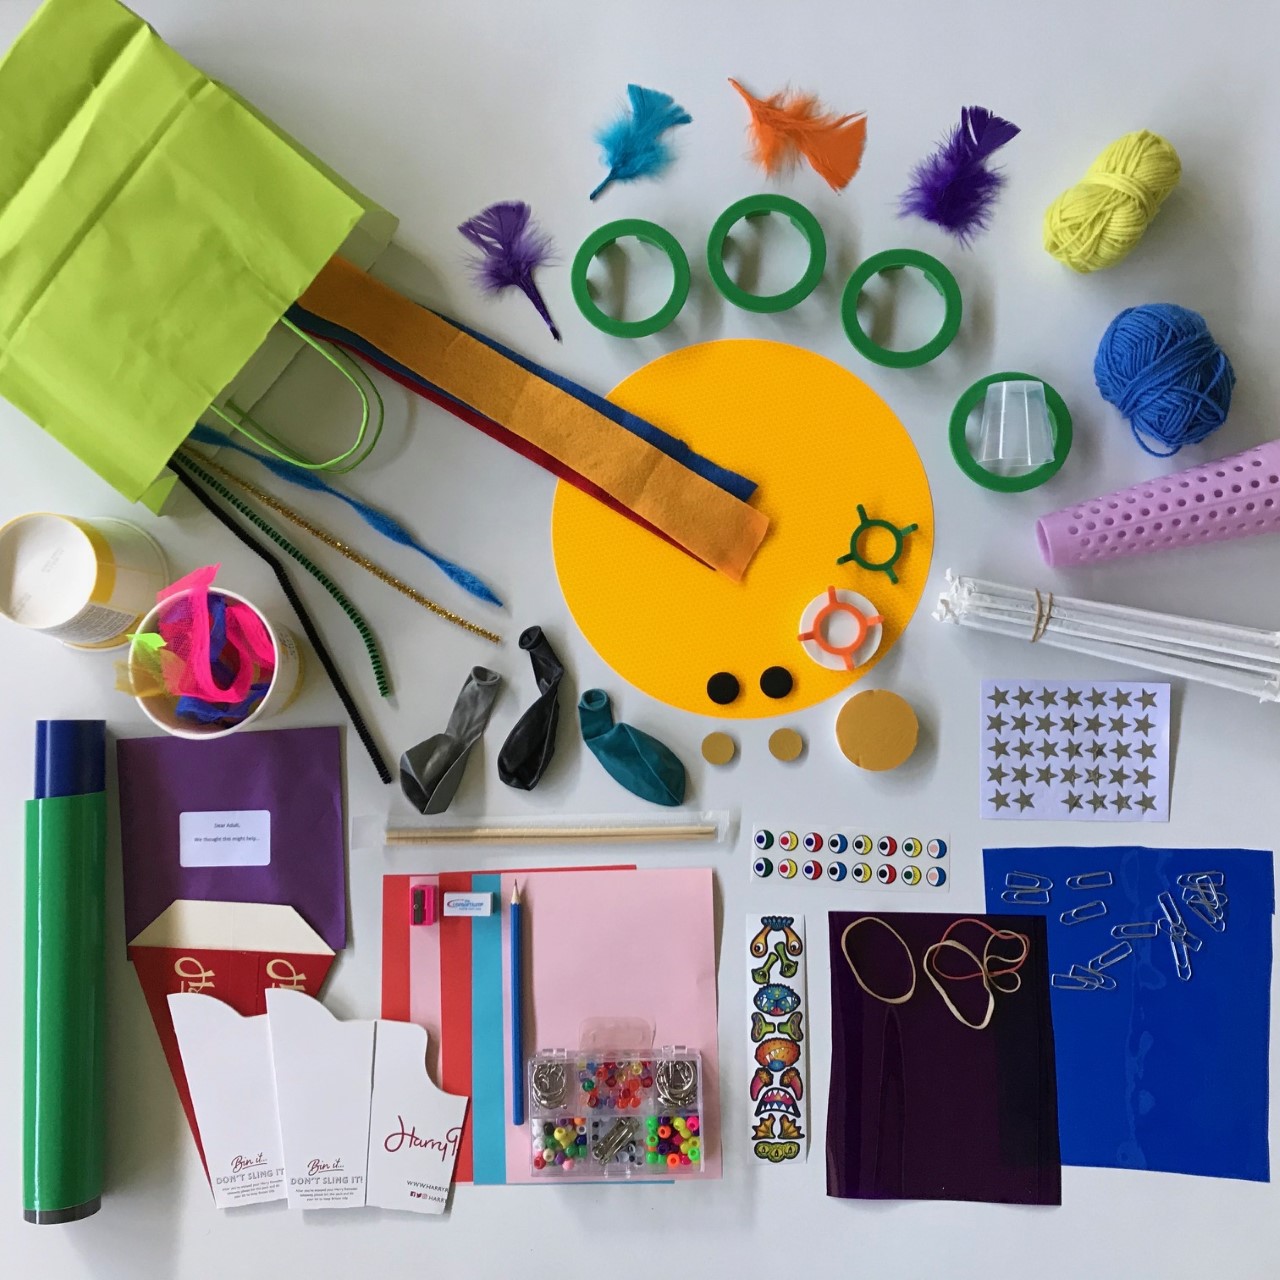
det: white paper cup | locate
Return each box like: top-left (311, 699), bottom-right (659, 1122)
top-left (0, 513), bottom-right (168, 649)
top-left (132, 587), bottom-right (302, 739)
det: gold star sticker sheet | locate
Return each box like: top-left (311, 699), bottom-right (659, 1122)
top-left (981, 682), bottom-right (1170, 822)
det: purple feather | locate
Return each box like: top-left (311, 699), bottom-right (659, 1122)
top-left (900, 106), bottom-right (1020, 244)
top-left (458, 201), bottom-right (561, 340)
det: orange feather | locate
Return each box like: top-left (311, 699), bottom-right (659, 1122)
top-left (729, 79), bottom-right (867, 191)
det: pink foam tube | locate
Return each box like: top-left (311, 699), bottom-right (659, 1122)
top-left (1036, 439), bottom-right (1280, 567)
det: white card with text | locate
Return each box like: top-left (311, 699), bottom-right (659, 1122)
top-left (168, 993), bottom-right (286, 1208)
top-left (179, 809), bottom-right (271, 868)
top-left (266, 989), bottom-right (373, 1209)
top-left (366, 1020), bottom-right (468, 1214)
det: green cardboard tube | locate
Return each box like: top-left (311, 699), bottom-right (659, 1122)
top-left (23, 791), bottom-right (107, 1224)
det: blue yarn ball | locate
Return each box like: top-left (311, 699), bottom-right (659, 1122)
top-left (1093, 302), bottom-right (1235, 457)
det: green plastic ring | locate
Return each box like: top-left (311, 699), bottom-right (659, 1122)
top-left (706, 194), bottom-right (827, 313)
top-left (840, 248), bottom-right (962, 368)
top-left (571, 219), bottom-right (690, 338)
top-left (949, 372), bottom-right (1073, 493)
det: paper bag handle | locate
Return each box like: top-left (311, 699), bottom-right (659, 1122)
top-left (207, 319), bottom-right (384, 473)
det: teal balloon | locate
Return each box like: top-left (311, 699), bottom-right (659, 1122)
top-left (578, 689), bottom-right (686, 807)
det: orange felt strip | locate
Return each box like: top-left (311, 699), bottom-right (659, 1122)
top-left (299, 257), bottom-right (770, 581)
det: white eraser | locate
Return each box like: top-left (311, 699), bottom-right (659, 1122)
top-left (442, 892), bottom-right (493, 918)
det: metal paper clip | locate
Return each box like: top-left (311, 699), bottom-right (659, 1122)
top-left (1066, 871), bottom-right (1113, 890)
top-left (1051, 972), bottom-right (1097, 990)
top-left (1111, 921), bottom-right (1159, 939)
top-left (1089, 942), bottom-right (1133, 969)
top-left (1005, 871), bottom-right (1053, 890)
top-left (1177, 871), bottom-right (1224, 887)
top-left (1069, 963), bottom-right (1117, 991)
top-left (1182, 876), bottom-right (1228, 933)
top-left (1157, 891), bottom-right (1200, 981)
top-left (1002, 889), bottom-right (1051, 905)
top-left (592, 1116), bottom-right (640, 1164)
top-left (1060, 899), bottom-right (1107, 926)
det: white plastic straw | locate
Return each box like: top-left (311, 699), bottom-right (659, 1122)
top-left (935, 570), bottom-right (1280, 702)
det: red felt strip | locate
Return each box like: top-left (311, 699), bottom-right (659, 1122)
top-left (437, 871), bottom-right (475, 1183)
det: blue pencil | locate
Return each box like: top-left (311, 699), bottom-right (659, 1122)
top-left (510, 882), bottom-right (525, 1126)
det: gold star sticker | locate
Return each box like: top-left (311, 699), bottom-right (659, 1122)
top-left (1132, 715), bottom-right (1154, 735)
top-left (990, 738), bottom-right (1010, 758)
top-left (1133, 766), bottom-right (1154, 787)
top-left (1064, 740), bottom-right (1083, 759)
top-left (987, 764), bottom-right (1008, 783)
top-left (1109, 715), bottom-right (1129, 734)
top-left (1136, 792), bottom-right (1157, 812)
top-left (1036, 738), bottom-right (1059, 760)
top-left (1059, 766), bottom-right (1081, 786)
top-left (1111, 740), bottom-right (1132, 760)
top-left (1063, 688), bottom-right (1083, 708)
top-left (1087, 688), bottom-right (1108, 709)
top-left (989, 686), bottom-right (1010, 706)
top-left (1136, 689), bottom-right (1158, 709)
top-left (1036, 764), bottom-right (1055, 785)
top-left (1010, 713), bottom-right (1031, 733)
top-left (1013, 687), bottom-right (1035, 708)
top-left (1084, 714), bottom-right (1104, 734)
top-left (1088, 791), bottom-right (1108, 811)
top-left (987, 713), bottom-right (1008, 732)
top-left (1112, 792), bottom-right (1132, 812)
top-left (1137, 741), bottom-right (1157, 761)
top-left (1112, 689), bottom-right (1133, 708)
top-left (989, 790), bottom-right (1011, 811)
top-left (1014, 790), bottom-right (1036, 811)
top-left (1085, 766), bottom-right (1104, 786)
top-left (1037, 687), bottom-right (1059, 707)
top-left (1109, 765), bottom-right (1130, 787)
top-left (1063, 791), bottom-right (1083, 812)
top-left (1011, 764), bottom-right (1032, 785)
top-left (1013, 738), bottom-right (1035, 759)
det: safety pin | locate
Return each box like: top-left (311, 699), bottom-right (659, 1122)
top-left (1005, 871), bottom-right (1053, 891)
top-left (1069, 963), bottom-right (1117, 991)
top-left (1002, 889), bottom-right (1051, 905)
top-left (1112, 921), bottom-right (1159, 939)
top-left (1177, 871), bottom-right (1224, 887)
top-left (1089, 942), bottom-right (1133, 970)
top-left (1066, 871), bottom-right (1113, 890)
top-left (1060, 899), bottom-right (1107, 925)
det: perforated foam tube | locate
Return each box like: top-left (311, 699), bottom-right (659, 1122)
top-left (934, 570), bottom-right (1280, 702)
top-left (1037, 440), bottom-right (1280, 567)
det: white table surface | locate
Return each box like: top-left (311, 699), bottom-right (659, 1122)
top-left (3, 1), bottom-right (1279, 1276)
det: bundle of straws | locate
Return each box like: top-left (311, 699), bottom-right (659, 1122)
top-left (934, 570), bottom-right (1280, 702)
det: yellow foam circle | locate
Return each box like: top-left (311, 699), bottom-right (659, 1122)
top-left (552, 340), bottom-right (933, 718)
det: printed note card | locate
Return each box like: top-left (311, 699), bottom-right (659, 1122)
top-left (180, 810), bottom-right (271, 867)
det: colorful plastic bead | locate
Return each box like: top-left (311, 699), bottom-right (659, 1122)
top-left (667, 1154), bottom-right (681, 1168)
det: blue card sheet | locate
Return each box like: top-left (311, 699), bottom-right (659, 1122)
top-left (983, 846), bottom-right (1273, 1182)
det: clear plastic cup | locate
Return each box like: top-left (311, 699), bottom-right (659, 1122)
top-left (976, 380), bottom-right (1054, 476)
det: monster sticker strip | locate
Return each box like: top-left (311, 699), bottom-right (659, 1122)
top-left (746, 914), bottom-right (807, 1164)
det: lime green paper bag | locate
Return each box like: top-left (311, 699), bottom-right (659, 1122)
top-left (0, 0), bottom-right (393, 504)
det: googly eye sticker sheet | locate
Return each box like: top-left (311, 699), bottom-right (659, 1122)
top-left (746, 914), bottom-right (807, 1164)
top-left (981, 681), bottom-right (1170, 821)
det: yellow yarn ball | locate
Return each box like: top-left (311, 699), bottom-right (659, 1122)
top-left (1043, 130), bottom-right (1181, 273)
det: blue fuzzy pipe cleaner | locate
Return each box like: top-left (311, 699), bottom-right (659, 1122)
top-left (189, 424), bottom-right (503, 606)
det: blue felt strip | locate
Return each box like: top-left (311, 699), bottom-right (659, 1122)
top-left (286, 304), bottom-right (759, 503)
top-left (470, 873), bottom-right (507, 1184)
top-left (983, 846), bottom-right (1273, 1182)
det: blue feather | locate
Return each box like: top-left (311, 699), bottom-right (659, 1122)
top-left (590, 84), bottom-right (691, 201)
top-left (188, 425), bottom-right (504, 606)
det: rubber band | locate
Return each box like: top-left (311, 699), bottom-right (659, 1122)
top-left (1031, 589), bottom-right (1054, 642)
top-left (571, 219), bottom-right (691, 338)
top-left (706, 194), bottom-right (826, 314)
top-left (922, 919), bottom-right (1031, 1030)
top-left (839, 916), bottom-right (916, 1005)
top-left (207, 318), bottom-right (385, 473)
top-left (841, 248), bottom-right (962, 369)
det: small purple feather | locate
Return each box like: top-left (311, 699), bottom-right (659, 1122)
top-left (900, 106), bottom-right (1020, 244)
top-left (458, 201), bottom-right (561, 340)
